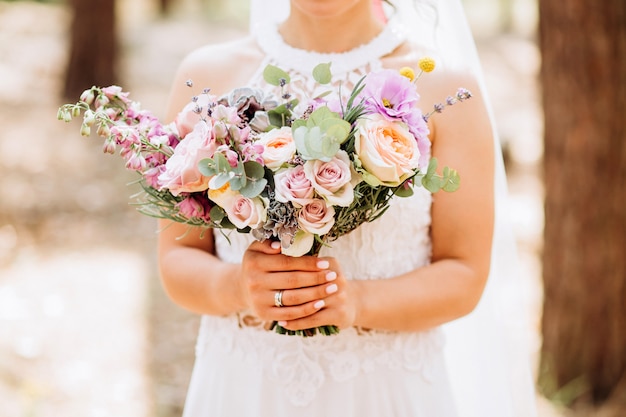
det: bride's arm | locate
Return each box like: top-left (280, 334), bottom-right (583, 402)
top-left (157, 44), bottom-right (251, 316)
top-left (281, 74), bottom-right (496, 332)
top-left (157, 41), bottom-right (337, 319)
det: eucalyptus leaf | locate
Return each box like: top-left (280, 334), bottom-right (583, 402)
top-left (240, 178), bottom-right (268, 198)
top-left (312, 62), bottom-right (332, 85)
top-left (198, 158), bottom-right (217, 177)
top-left (243, 161), bottom-right (265, 180)
top-left (212, 173), bottom-right (231, 190)
top-left (214, 152), bottom-right (230, 173)
top-left (229, 175), bottom-right (246, 191)
top-left (263, 64), bottom-right (291, 86)
top-left (422, 175), bottom-right (444, 193)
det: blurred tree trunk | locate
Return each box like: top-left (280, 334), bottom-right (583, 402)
top-left (159, 0), bottom-right (172, 15)
top-left (539, 0), bottom-right (626, 412)
top-left (63, 0), bottom-right (118, 100)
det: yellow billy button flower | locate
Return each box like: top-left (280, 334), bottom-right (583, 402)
top-left (399, 66), bottom-right (416, 82)
top-left (418, 57), bottom-right (436, 73)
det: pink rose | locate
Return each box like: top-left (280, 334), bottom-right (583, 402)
top-left (303, 150), bottom-right (355, 207)
top-left (256, 127), bottom-right (296, 170)
top-left (298, 199), bottom-right (335, 235)
top-left (354, 114), bottom-right (420, 186)
top-left (158, 121), bottom-right (217, 196)
top-left (274, 165), bottom-right (315, 207)
top-left (174, 93), bottom-right (217, 138)
top-left (208, 184), bottom-right (266, 229)
top-left (176, 196), bottom-right (206, 220)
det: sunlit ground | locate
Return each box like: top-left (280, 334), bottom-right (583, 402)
top-left (0, 1), bottom-right (559, 416)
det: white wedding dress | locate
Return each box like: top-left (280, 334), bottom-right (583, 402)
top-left (181, 13), bottom-right (536, 417)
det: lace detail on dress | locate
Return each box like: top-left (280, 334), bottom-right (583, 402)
top-left (195, 314), bottom-right (445, 407)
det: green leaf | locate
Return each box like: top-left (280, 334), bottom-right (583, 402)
top-left (312, 62), bottom-right (332, 84)
top-left (263, 64), bottom-right (290, 86)
top-left (422, 175), bottom-right (443, 193)
top-left (213, 152), bottom-right (230, 173)
top-left (394, 184), bottom-right (415, 197)
top-left (442, 167), bottom-right (461, 192)
top-left (229, 175), bottom-right (246, 191)
top-left (307, 106), bottom-right (336, 126)
top-left (212, 173), bottom-right (231, 190)
top-left (240, 178), bottom-right (268, 198)
top-left (209, 205), bottom-right (225, 222)
top-left (243, 161), bottom-right (265, 180)
top-left (291, 119), bottom-right (306, 131)
top-left (198, 158), bottom-right (217, 177)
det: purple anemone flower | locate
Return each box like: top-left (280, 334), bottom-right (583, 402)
top-left (360, 69), bottom-right (420, 120)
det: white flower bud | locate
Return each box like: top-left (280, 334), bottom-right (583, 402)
top-left (80, 89), bottom-right (95, 105)
top-left (80, 123), bottom-right (91, 137)
top-left (83, 110), bottom-right (96, 126)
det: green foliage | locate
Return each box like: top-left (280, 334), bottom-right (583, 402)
top-left (312, 63), bottom-right (332, 85)
top-left (263, 64), bottom-right (291, 86)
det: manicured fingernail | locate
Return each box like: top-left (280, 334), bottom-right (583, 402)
top-left (278, 321), bottom-right (287, 326)
top-left (325, 271), bottom-right (337, 281)
top-left (314, 300), bottom-right (325, 309)
top-left (271, 241), bottom-right (281, 249)
top-left (317, 260), bottom-right (330, 269)
top-left (326, 284), bottom-right (338, 294)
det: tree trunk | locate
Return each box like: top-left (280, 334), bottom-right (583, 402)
top-left (159, 0), bottom-right (173, 15)
top-left (539, 0), bottom-right (626, 410)
top-left (63, 0), bottom-right (117, 100)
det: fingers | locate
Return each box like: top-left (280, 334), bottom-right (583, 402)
top-left (277, 281), bottom-right (338, 307)
top-left (245, 241), bottom-right (328, 273)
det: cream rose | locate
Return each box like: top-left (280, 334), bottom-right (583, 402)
top-left (298, 199), bottom-right (335, 235)
top-left (208, 184), bottom-right (266, 229)
top-left (281, 230), bottom-right (315, 257)
top-left (354, 114), bottom-right (420, 186)
top-left (158, 121), bottom-right (217, 196)
top-left (274, 165), bottom-right (315, 206)
top-left (303, 150), bottom-right (355, 207)
top-left (256, 127), bottom-right (296, 170)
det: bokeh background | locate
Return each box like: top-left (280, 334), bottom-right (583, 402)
top-left (0, 0), bottom-right (617, 416)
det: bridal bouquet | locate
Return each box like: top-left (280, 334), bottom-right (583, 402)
top-left (58, 58), bottom-right (469, 336)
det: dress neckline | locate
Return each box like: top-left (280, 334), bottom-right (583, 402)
top-left (254, 17), bottom-right (407, 75)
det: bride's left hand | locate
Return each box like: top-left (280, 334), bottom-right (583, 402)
top-left (278, 257), bottom-right (361, 331)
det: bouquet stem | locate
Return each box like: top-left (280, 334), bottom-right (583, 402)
top-left (270, 238), bottom-right (340, 337)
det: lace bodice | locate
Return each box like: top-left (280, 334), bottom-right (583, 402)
top-left (200, 20), bottom-right (444, 408)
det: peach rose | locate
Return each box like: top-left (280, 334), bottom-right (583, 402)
top-left (354, 114), bottom-right (420, 186)
top-left (208, 183), bottom-right (266, 229)
top-left (303, 150), bottom-right (355, 207)
top-left (256, 127), bottom-right (296, 170)
top-left (158, 121), bottom-right (217, 196)
top-left (298, 199), bottom-right (335, 235)
top-left (274, 165), bottom-right (315, 207)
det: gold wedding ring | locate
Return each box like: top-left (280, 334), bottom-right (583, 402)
top-left (274, 290), bottom-right (284, 308)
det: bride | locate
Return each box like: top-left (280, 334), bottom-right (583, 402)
top-left (157, 0), bottom-right (537, 415)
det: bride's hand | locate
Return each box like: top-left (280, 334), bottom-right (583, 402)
top-left (277, 257), bottom-right (360, 332)
top-left (241, 240), bottom-right (339, 323)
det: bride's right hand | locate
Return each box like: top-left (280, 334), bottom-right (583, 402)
top-left (241, 240), bottom-right (338, 323)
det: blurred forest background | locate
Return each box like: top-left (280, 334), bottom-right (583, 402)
top-left (0, 0), bottom-right (623, 416)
